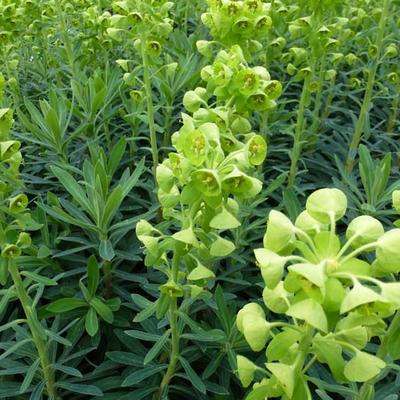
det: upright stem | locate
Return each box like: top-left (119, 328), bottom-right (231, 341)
top-left (156, 246), bottom-right (183, 399)
top-left (8, 260), bottom-right (57, 399)
top-left (321, 75), bottom-right (336, 121)
top-left (162, 100), bottom-right (174, 148)
top-left (184, 2), bottom-right (190, 35)
top-left (265, 0), bottom-right (275, 69)
top-left (386, 84), bottom-right (400, 135)
top-left (140, 38), bottom-right (159, 181)
top-left (288, 75), bottom-right (312, 188)
top-left (295, 325), bottom-right (315, 372)
top-left (309, 56), bottom-right (327, 141)
top-left (55, 2), bottom-right (78, 79)
top-left (103, 260), bottom-right (113, 299)
top-left (344, 0), bottom-right (390, 174)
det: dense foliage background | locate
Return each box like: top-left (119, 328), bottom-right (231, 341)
top-left (0, 0), bottom-right (399, 399)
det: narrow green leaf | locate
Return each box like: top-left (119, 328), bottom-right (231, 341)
top-left (52, 363), bottom-right (83, 378)
top-left (29, 381), bottom-right (45, 400)
top-left (179, 356), bottom-right (206, 394)
top-left (56, 382), bottom-right (103, 396)
top-left (0, 339), bottom-right (32, 361)
top-left (85, 308), bottom-right (99, 337)
top-left (90, 297), bottom-right (113, 323)
top-left (144, 330), bottom-right (170, 365)
top-left (102, 186), bottom-right (123, 229)
top-left (87, 255), bottom-right (99, 297)
top-left (121, 365), bottom-right (167, 387)
top-left (133, 301), bottom-right (157, 323)
top-left (46, 298), bottom-right (87, 313)
top-left (20, 271), bottom-right (57, 286)
top-left (19, 359), bottom-right (40, 394)
top-left (215, 285), bottom-right (231, 333)
top-left (50, 166), bottom-right (92, 215)
top-left (108, 138), bottom-right (127, 175)
top-left (124, 330), bottom-right (162, 342)
top-left (119, 158), bottom-right (145, 197)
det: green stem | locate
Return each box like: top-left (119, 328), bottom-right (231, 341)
top-left (344, 0), bottom-right (390, 174)
top-left (162, 100), bottom-right (174, 148)
top-left (386, 84), bottom-right (400, 135)
top-left (321, 76), bottom-right (336, 121)
top-left (155, 246), bottom-right (183, 399)
top-left (339, 242), bottom-right (377, 264)
top-left (295, 324), bottom-right (315, 372)
top-left (265, 0), bottom-right (275, 69)
top-left (288, 75), bottom-right (312, 188)
top-left (55, 2), bottom-right (78, 79)
top-left (8, 260), bottom-right (57, 399)
top-left (140, 37), bottom-right (159, 181)
top-left (302, 355), bottom-right (317, 374)
top-left (184, 2), bottom-right (190, 35)
top-left (103, 260), bottom-right (113, 299)
top-left (309, 56), bottom-right (327, 141)
top-left (294, 228), bottom-right (318, 255)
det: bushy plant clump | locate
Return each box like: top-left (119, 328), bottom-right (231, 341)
top-left (0, 0), bottom-right (399, 399)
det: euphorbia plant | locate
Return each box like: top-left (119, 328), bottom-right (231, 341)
top-left (0, 108), bottom-right (57, 399)
top-left (136, 108), bottom-right (267, 397)
top-left (236, 188), bottom-right (400, 400)
top-left (107, 0), bottom-right (174, 177)
top-left (344, 0), bottom-right (391, 174)
top-left (133, 3), bottom-right (278, 396)
top-left (283, 7), bottom-right (348, 187)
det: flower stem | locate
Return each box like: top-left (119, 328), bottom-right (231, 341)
top-left (55, 2), bottom-right (77, 79)
top-left (103, 260), bottom-right (113, 299)
top-left (344, 0), bottom-right (390, 174)
top-left (321, 76), bottom-right (336, 121)
top-left (140, 38), bottom-right (159, 181)
top-left (155, 246), bottom-right (183, 399)
top-left (309, 56), bottom-right (327, 141)
top-left (295, 324), bottom-right (315, 372)
top-left (386, 84), bottom-right (400, 135)
top-left (8, 260), bottom-right (57, 399)
top-left (288, 75), bottom-right (312, 188)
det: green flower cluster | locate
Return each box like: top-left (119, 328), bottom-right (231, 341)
top-left (0, 109), bottom-right (33, 284)
top-left (236, 188), bottom-right (400, 398)
top-left (75, 4), bottom-right (113, 57)
top-left (0, 0), bottom-right (57, 50)
top-left (200, 45), bottom-right (282, 113)
top-left (107, 0), bottom-right (174, 55)
top-left (135, 0), bottom-right (278, 301)
top-left (136, 115), bottom-right (266, 295)
top-left (202, 0), bottom-right (272, 47)
top-left (281, 13), bottom-right (349, 83)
